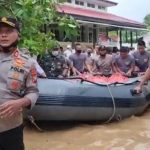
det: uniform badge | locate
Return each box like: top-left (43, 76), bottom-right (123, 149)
top-left (13, 58), bottom-right (25, 68)
top-left (12, 72), bottom-right (20, 79)
top-left (10, 81), bottom-right (21, 90)
top-left (31, 67), bottom-right (37, 83)
top-left (13, 50), bottom-right (19, 58)
top-left (1, 17), bottom-right (15, 27)
top-left (1, 17), bottom-right (7, 22)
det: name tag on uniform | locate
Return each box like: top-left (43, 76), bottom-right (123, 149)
top-left (10, 66), bottom-right (25, 74)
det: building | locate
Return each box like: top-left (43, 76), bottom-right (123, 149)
top-left (143, 32), bottom-right (150, 50)
top-left (51, 0), bottom-right (146, 48)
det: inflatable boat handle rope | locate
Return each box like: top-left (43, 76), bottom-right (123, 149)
top-left (49, 76), bottom-right (119, 123)
top-left (62, 77), bottom-right (117, 123)
top-left (105, 83), bottom-right (117, 123)
top-left (80, 78), bottom-right (118, 123)
top-left (79, 78), bottom-right (117, 123)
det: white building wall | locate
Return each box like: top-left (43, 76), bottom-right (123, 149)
top-left (65, 0), bottom-right (107, 12)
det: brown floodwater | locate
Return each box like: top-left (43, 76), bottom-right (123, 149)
top-left (24, 108), bottom-right (150, 150)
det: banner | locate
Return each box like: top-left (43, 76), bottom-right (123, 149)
top-left (98, 32), bottom-right (119, 46)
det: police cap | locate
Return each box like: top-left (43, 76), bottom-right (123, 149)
top-left (0, 17), bottom-right (20, 32)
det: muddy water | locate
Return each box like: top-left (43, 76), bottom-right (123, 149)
top-left (24, 109), bottom-right (150, 150)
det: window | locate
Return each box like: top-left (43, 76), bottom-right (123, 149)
top-left (67, 0), bottom-right (71, 3)
top-left (98, 5), bottom-right (106, 10)
top-left (87, 3), bottom-right (95, 8)
top-left (75, 0), bottom-right (84, 6)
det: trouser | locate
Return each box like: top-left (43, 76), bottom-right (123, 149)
top-left (0, 125), bottom-right (24, 150)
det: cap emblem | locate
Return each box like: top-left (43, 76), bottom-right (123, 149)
top-left (1, 17), bottom-right (15, 27)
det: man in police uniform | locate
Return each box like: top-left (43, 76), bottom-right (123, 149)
top-left (39, 45), bottom-right (69, 78)
top-left (0, 17), bottom-right (39, 150)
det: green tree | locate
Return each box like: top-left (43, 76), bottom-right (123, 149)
top-left (0, 0), bottom-right (79, 54)
top-left (144, 14), bottom-right (150, 30)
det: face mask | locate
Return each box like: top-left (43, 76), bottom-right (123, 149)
top-left (77, 50), bottom-right (82, 54)
top-left (0, 39), bottom-right (18, 53)
top-left (52, 51), bottom-right (59, 56)
top-left (100, 53), bottom-right (106, 57)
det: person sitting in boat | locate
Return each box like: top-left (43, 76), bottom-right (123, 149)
top-left (131, 40), bottom-right (150, 76)
top-left (92, 45), bottom-right (114, 76)
top-left (69, 43), bottom-right (91, 75)
top-left (113, 46), bottom-right (135, 77)
top-left (39, 45), bottom-right (70, 78)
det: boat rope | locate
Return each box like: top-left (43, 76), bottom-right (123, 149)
top-left (47, 76), bottom-right (121, 123)
top-left (74, 77), bottom-right (118, 123)
top-left (104, 83), bottom-right (117, 123)
top-left (78, 77), bottom-right (118, 123)
top-left (27, 115), bottom-right (43, 132)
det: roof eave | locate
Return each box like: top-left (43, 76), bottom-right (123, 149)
top-left (59, 13), bottom-right (146, 30)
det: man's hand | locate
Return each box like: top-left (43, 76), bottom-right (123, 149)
top-left (138, 72), bottom-right (145, 76)
top-left (119, 71), bottom-right (126, 76)
top-left (134, 85), bottom-right (142, 94)
top-left (125, 71), bottom-right (132, 77)
top-left (0, 98), bottom-right (31, 119)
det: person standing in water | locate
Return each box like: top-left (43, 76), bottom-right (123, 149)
top-left (0, 17), bottom-right (39, 150)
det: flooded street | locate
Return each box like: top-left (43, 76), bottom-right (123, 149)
top-left (24, 109), bottom-right (150, 150)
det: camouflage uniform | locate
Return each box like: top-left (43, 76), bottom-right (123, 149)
top-left (0, 49), bottom-right (39, 133)
top-left (39, 53), bottom-right (69, 78)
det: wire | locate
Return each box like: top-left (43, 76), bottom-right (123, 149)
top-left (104, 83), bottom-right (117, 123)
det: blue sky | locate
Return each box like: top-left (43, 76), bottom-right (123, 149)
top-left (108, 0), bottom-right (150, 23)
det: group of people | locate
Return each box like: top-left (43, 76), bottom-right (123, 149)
top-left (0, 16), bottom-right (150, 150)
top-left (38, 40), bottom-right (150, 79)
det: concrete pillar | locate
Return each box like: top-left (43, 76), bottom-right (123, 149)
top-left (130, 31), bottom-right (133, 47)
top-left (119, 29), bottom-right (122, 48)
top-left (84, 25), bottom-right (89, 42)
top-left (93, 24), bottom-right (97, 47)
top-left (125, 30), bottom-right (128, 43)
top-left (136, 31), bottom-right (138, 42)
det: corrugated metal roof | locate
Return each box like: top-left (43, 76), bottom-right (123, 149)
top-left (57, 4), bottom-right (145, 29)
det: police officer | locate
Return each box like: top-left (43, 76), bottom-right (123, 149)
top-left (0, 17), bottom-right (39, 150)
top-left (39, 45), bottom-right (69, 78)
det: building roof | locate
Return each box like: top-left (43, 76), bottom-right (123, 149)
top-left (57, 4), bottom-right (145, 29)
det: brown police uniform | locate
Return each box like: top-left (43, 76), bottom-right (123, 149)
top-left (0, 49), bottom-right (39, 133)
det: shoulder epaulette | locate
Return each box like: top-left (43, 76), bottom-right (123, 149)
top-left (20, 53), bottom-right (29, 60)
